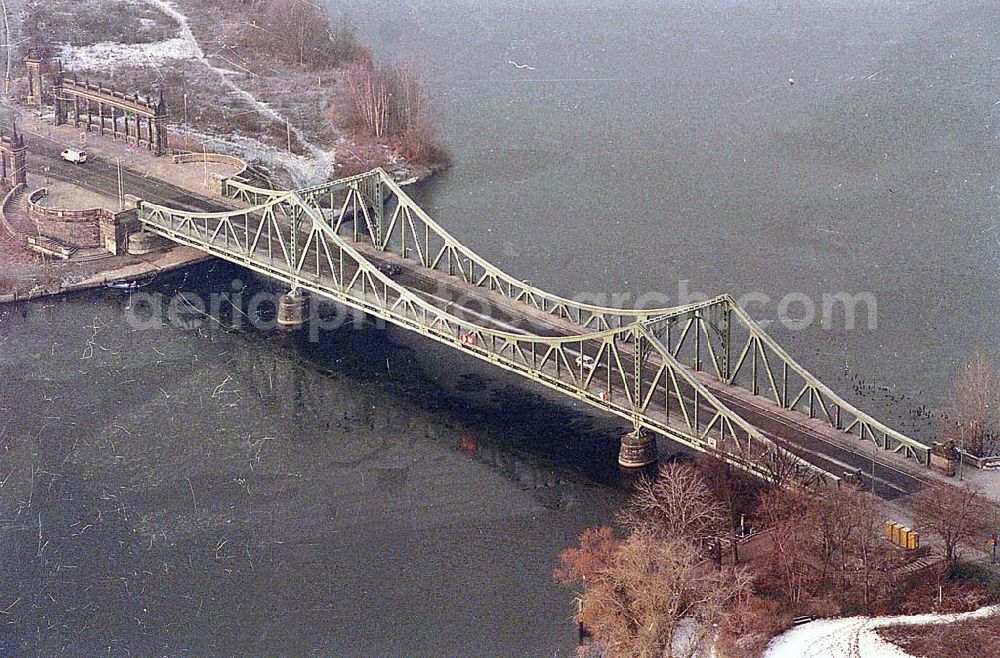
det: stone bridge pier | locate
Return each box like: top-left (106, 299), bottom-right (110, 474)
top-left (619, 427), bottom-right (658, 468)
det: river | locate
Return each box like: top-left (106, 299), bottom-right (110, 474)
top-left (338, 0), bottom-right (998, 417)
top-left (0, 264), bottom-right (631, 656)
top-left (1, 0), bottom-right (997, 655)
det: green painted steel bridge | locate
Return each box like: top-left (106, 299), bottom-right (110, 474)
top-left (134, 168), bottom-right (930, 487)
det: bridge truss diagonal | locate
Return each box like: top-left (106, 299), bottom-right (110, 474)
top-left (136, 168), bottom-right (929, 484)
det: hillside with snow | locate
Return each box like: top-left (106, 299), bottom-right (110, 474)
top-left (763, 605), bottom-right (999, 658)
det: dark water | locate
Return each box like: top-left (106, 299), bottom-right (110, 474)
top-left (0, 265), bottom-right (632, 656)
top-left (2, 1), bottom-right (998, 655)
top-left (338, 0), bottom-right (999, 415)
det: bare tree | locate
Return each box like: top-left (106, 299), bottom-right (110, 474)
top-left (576, 529), bottom-right (752, 658)
top-left (759, 444), bottom-right (821, 488)
top-left (327, 16), bottom-right (365, 65)
top-left (819, 485), bottom-right (900, 609)
top-left (752, 487), bottom-right (819, 604)
top-left (848, 491), bottom-right (900, 610)
top-left (753, 484), bottom-right (902, 610)
top-left (238, 0), bottom-right (364, 68)
top-left (697, 455), bottom-right (765, 562)
top-left (345, 59), bottom-right (391, 137)
top-left (914, 482), bottom-right (991, 566)
top-left (944, 351), bottom-right (1000, 458)
top-left (617, 461), bottom-right (726, 542)
top-left (345, 59), bottom-right (430, 139)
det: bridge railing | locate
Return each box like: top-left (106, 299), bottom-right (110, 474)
top-left (136, 190), bottom-right (831, 485)
top-left (225, 178), bottom-right (289, 207)
top-left (145, 167), bottom-right (923, 478)
top-left (638, 295), bottom-right (930, 465)
top-left (293, 169), bottom-right (723, 333)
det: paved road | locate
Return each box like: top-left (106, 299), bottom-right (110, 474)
top-left (353, 243), bottom-right (929, 500)
top-left (23, 129), bottom-right (231, 213)
top-left (706, 385), bottom-right (925, 500)
top-left (31, 136), bottom-right (926, 499)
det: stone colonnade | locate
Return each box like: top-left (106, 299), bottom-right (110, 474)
top-left (53, 75), bottom-right (168, 156)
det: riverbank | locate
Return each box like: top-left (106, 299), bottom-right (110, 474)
top-left (765, 604), bottom-right (1000, 658)
top-left (0, 245), bottom-right (211, 303)
top-left (21, 0), bottom-right (448, 188)
top-left (0, 99), bottom-right (249, 301)
top-left (0, 0), bottom-right (450, 303)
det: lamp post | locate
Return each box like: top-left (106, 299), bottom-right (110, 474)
top-left (958, 422), bottom-right (965, 481)
top-left (870, 439), bottom-right (877, 495)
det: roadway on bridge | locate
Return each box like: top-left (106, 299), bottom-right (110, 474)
top-left (31, 142), bottom-right (928, 500)
top-left (345, 237), bottom-right (928, 500)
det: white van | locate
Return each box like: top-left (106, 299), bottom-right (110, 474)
top-left (60, 148), bottom-right (87, 164)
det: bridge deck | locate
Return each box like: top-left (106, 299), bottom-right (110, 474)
top-left (344, 242), bottom-right (925, 499)
top-left (135, 169), bottom-right (932, 497)
top-left (310, 234), bottom-right (929, 499)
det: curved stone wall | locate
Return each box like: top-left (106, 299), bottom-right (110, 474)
top-left (0, 183), bottom-right (26, 243)
top-left (171, 151), bottom-right (248, 178)
top-left (27, 188), bottom-right (102, 248)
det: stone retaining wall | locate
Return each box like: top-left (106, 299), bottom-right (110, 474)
top-left (27, 188), bottom-right (102, 248)
top-left (172, 152), bottom-right (247, 195)
top-left (959, 450), bottom-right (1000, 471)
top-left (0, 183), bottom-right (25, 243)
top-left (171, 151), bottom-right (247, 176)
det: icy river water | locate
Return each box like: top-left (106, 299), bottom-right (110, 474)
top-left (1, 0), bottom-right (998, 655)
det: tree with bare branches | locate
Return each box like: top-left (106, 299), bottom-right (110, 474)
top-left (345, 59), bottom-right (427, 136)
top-left (616, 462), bottom-right (726, 542)
top-left (752, 487), bottom-right (819, 604)
top-left (554, 525), bottom-right (619, 587)
top-left (914, 482), bottom-right (991, 566)
top-left (819, 485), bottom-right (900, 609)
top-left (345, 59), bottom-right (391, 138)
top-left (753, 484), bottom-right (902, 609)
top-left (847, 490), bottom-right (900, 610)
top-left (238, 0), bottom-right (365, 68)
top-left (697, 455), bottom-right (765, 563)
top-left (573, 529), bottom-right (752, 658)
top-left (944, 351), bottom-right (1000, 458)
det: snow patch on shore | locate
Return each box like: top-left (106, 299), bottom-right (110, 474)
top-left (140, 0), bottom-right (337, 183)
top-left (59, 38), bottom-right (199, 74)
top-left (62, 0), bottom-right (349, 186)
top-left (764, 605), bottom-right (1000, 658)
top-left (170, 126), bottom-right (345, 188)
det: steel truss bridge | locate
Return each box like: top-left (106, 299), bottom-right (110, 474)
top-left (134, 168), bottom-right (930, 486)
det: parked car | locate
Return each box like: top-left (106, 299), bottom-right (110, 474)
top-left (376, 262), bottom-right (402, 277)
top-left (60, 148), bottom-right (87, 164)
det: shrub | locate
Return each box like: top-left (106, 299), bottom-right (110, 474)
top-left (236, 1), bottom-right (366, 69)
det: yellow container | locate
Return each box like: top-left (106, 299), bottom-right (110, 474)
top-left (885, 521), bottom-right (919, 550)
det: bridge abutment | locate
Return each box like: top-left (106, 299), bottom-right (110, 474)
top-left (277, 289), bottom-right (309, 329)
top-left (618, 427), bottom-right (658, 468)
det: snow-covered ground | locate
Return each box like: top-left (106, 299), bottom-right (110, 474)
top-left (763, 605), bottom-right (999, 658)
top-left (58, 37), bottom-right (198, 74)
top-left (56, 0), bottom-right (356, 187)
